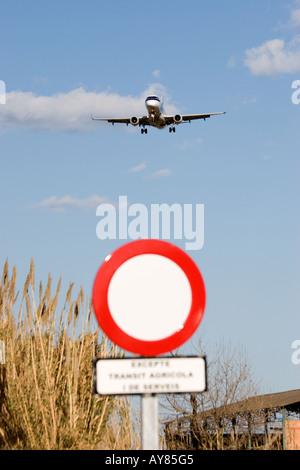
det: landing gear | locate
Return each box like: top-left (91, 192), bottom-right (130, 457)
top-left (141, 128), bottom-right (148, 134)
top-left (169, 126), bottom-right (176, 133)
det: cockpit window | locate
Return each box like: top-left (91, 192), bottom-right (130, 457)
top-left (145, 96), bottom-right (160, 102)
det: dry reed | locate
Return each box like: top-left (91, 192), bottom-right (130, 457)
top-left (0, 259), bottom-right (140, 450)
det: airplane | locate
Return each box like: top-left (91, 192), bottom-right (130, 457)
top-left (91, 95), bottom-right (226, 134)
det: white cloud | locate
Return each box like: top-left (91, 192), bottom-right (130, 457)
top-left (0, 84), bottom-right (177, 132)
top-left (227, 56), bottom-right (237, 69)
top-left (290, 7), bottom-right (300, 27)
top-left (244, 2), bottom-right (300, 76)
top-left (242, 97), bottom-right (257, 105)
top-left (30, 194), bottom-right (112, 212)
top-left (152, 70), bottom-right (161, 78)
top-left (244, 38), bottom-right (300, 75)
top-left (174, 137), bottom-right (203, 151)
top-left (148, 169), bottom-right (172, 180)
top-left (128, 161), bottom-right (147, 173)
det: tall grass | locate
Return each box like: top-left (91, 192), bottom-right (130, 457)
top-left (0, 259), bottom-right (140, 450)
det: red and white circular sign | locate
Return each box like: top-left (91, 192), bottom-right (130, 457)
top-left (92, 240), bottom-right (206, 356)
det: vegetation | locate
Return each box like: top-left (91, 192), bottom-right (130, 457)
top-left (0, 258), bottom-right (283, 450)
top-left (0, 259), bottom-right (140, 450)
top-left (162, 342), bottom-right (283, 450)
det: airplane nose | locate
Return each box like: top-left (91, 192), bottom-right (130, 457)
top-left (145, 97), bottom-right (160, 116)
top-left (147, 100), bottom-right (158, 111)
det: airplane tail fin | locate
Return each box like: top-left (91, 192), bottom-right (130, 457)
top-left (161, 96), bottom-right (165, 114)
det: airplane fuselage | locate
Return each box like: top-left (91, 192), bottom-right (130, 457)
top-left (144, 96), bottom-right (166, 129)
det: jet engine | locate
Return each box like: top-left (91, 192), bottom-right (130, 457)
top-left (130, 116), bottom-right (139, 126)
top-left (174, 114), bottom-right (183, 124)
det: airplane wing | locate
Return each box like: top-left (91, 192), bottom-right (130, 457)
top-left (165, 112), bottom-right (226, 125)
top-left (91, 116), bottom-right (131, 124)
top-left (182, 112), bottom-right (226, 121)
top-left (91, 116), bottom-right (150, 126)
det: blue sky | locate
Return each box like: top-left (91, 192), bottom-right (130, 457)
top-left (0, 0), bottom-right (300, 394)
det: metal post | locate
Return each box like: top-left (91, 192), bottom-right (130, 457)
top-left (141, 394), bottom-right (159, 450)
top-left (264, 410), bottom-right (268, 446)
top-left (282, 408), bottom-right (286, 450)
top-left (247, 412), bottom-right (252, 450)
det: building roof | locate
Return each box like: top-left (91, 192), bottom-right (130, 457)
top-left (165, 389), bottom-right (300, 425)
top-left (216, 389), bottom-right (300, 415)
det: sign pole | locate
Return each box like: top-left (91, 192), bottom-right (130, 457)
top-left (141, 393), bottom-right (159, 450)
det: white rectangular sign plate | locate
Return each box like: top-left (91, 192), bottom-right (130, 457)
top-left (94, 356), bottom-right (206, 395)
